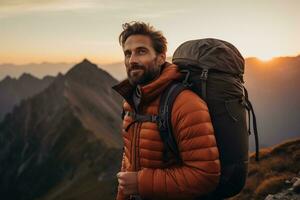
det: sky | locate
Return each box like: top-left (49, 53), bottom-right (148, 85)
top-left (0, 0), bottom-right (299, 65)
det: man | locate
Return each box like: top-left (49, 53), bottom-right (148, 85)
top-left (112, 21), bottom-right (220, 200)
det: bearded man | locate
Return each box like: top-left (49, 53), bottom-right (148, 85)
top-left (112, 21), bottom-right (220, 200)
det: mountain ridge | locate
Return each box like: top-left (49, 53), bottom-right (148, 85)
top-left (0, 59), bottom-right (123, 200)
top-left (0, 73), bottom-right (56, 121)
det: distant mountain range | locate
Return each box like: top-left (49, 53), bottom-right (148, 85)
top-left (244, 56), bottom-right (300, 149)
top-left (0, 62), bottom-right (125, 81)
top-left (0, 59), bottom-right (123, 200)
top-left (0, 62), bottom-right (74, 81)
top-left (0, 73), bottom-right (55, 121)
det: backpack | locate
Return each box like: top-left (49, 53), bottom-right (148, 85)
top-left (159, 38), bottom-right (259, 198)
top-left (122, 38), bottom-right (259, 199)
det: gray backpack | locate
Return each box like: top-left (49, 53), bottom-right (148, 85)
top-left (123, 38), bottom-right (259, 199)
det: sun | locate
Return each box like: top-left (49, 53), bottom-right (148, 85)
top-left (257, 54), bottom-right (274, 62)
top-left (253, 50), bottom-right (277, 62)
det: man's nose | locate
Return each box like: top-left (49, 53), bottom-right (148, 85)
top-left (129, 54), bottom-right (138, 65)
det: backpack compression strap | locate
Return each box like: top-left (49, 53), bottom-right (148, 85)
top-left (243, 86), bottom-right (259, 161)
top-left (182, 68), bottom-right (209, 101)
top-left (199, 69), bottom-right (209, 101)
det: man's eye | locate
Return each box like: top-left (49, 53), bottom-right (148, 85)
top-left (138, 49), bottom-right (147, 54)
top-left (124, 52), bottom-right (131, 57)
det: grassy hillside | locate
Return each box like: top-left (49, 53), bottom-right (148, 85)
top-left (230, 138), bottom-right (300, 200)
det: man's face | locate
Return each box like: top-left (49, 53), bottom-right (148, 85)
top-left (123, 34), bottom-right (165, 86)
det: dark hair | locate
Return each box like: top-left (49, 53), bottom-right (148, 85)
top-left (119, 21), bottom-right (167, 54)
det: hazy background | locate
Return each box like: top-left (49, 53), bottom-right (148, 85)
top-left (0, 1), bottom-right (299, 200)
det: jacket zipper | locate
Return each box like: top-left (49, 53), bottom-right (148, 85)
top-left (130, 123), bottom-right (135, 171)
top-left (134, 123), bottom-right (138, 171)
top-left (131, 122), bottom-right (141, 171)
top-left (131, 122), bottom-right (137, 171)
top-left (135, 123), bottom-right (141, 170)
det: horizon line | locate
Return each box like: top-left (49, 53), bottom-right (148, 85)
top-left (1, 54), bottom-right (300, 66)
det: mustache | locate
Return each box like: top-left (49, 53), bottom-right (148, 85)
top-left (129, 63), bottom-right (145, 71)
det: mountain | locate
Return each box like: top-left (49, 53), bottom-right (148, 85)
top-left (0, 73), bottom-right (55, 121)
top-left (0, 62), bottom-right (74, 81)
top-left (244, 56), bottom-right (300, 149)
top-left (0, 59), bottom-right (123, 200)
top-left (229, 137), bottom-right (300, 200)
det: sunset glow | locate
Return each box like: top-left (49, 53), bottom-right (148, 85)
top-left (0, 0), bottom-right (299, 65)
top-left (256, 53), bottom-right (277, 62)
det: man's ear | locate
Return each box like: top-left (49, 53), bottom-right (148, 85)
top-left (157, 53), bottom-right (166, 66)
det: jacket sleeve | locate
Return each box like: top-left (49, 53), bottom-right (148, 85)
top-left (116, 101), bottom-right (131, 200)
top-left (137, 90), bottom-right (221, 199)
top-left (116, 150), bottom-right (128, 200)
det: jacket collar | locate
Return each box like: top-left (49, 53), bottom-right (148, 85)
top-left (112, 62), bottom-right (183, 108)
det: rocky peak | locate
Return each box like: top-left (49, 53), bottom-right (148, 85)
top-left (18, 73), bottom-right (39, 83)
top-left (0, 75), bottom-right (14, 84)
top-left (81, 58), bottom-right (93, 65)
top-left (66, 59), bottom-right (98, 76)
top-left (64, 58), bottom-right (118, 89)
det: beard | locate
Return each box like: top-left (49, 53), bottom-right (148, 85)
top-left (127, 60), bottom-right (161, 86)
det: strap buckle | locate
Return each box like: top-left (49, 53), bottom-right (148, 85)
top-left (151, 115), bottom-right (158, 122)
top-left (180, 70), bottom-right (193, 87)
top-left (200, 69), bottom-right (209, 80)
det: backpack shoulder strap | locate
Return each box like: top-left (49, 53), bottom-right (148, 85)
top-left (158, 82), bottom-right (187, 163)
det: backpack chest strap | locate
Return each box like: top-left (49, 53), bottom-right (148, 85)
top-left (124, 111), bottom-right (159, 132)
top-left (122, 82), bottom-right (187, 164)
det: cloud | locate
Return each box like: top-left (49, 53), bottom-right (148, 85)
top-left (0, 0), bottom-right (138, 14)
top-left (0, 0), bottom-right (97, 18)
top-left (128, 9), bottom-right (187, 20)
top-left (0, 0), bottom-right (64, 7)
top-left (0, 0), bottom-right (187, 19)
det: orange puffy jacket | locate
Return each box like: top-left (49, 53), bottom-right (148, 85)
top-left (112, 63), bottom-right (220, 200)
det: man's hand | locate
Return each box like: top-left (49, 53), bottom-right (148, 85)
top-left (117, 171), bottom-right (138, 196)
